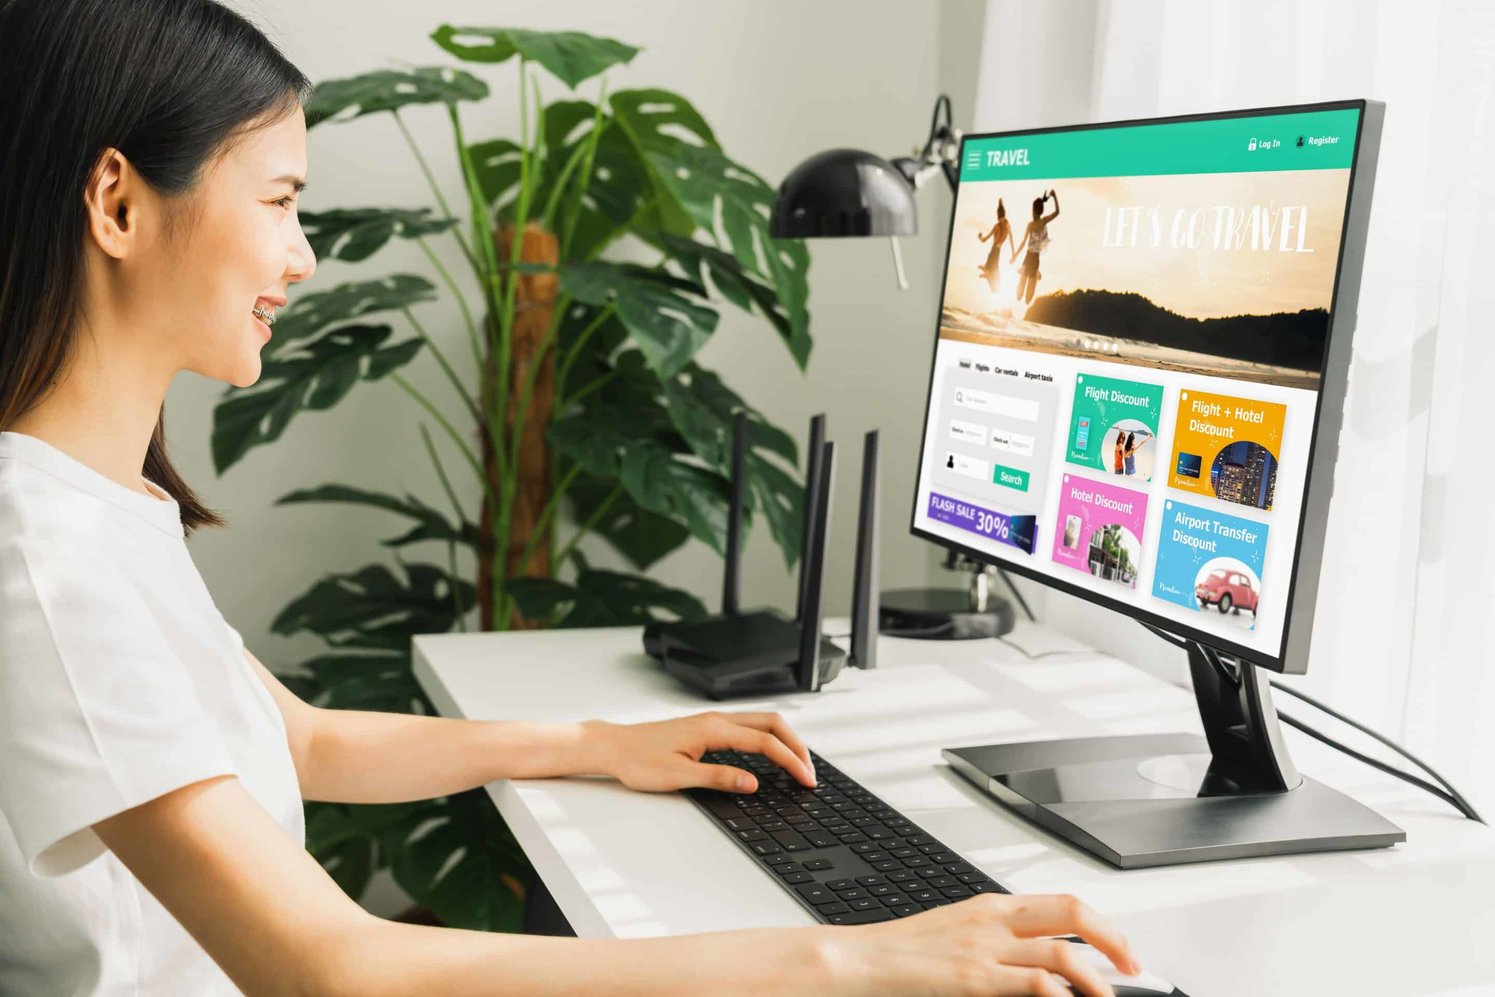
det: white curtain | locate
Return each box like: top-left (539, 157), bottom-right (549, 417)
top-left (973, 0), bottom-right (1495, 812)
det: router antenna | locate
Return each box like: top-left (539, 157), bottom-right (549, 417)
top-left (849, 430), bottom-right (880, 670)
top-left (797, 439), bottom-right (835, 692)
top-left (722, 410), bottom-right (748, 615)
top-left (795, 414), bottom-right (826, 623)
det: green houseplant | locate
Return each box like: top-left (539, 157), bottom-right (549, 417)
top-left (211, 27), bottom-right (814, 930)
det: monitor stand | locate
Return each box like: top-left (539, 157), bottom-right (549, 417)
top-left (943, 640), bottom-right (1406, 868)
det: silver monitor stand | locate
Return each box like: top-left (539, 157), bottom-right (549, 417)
top-left (943, 639), bottom-right (1405, 868)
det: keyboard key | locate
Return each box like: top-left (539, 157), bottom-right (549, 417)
top-left (910, 889), bottom-right (939, 903)
top-left (902, 856), bottom-right (933, 868)
top-left (795, 884), bottom-right (835, 905)
top-left (802, 858), bottom-right (833, 872)
top-left (956, 872), bottom-right (986, 884)
top-left (827, 879), bottom-right (855, 891)
top-left (804, 831), bottom-right (838, 848)
top-left (917, 843), bottom-right (944, 855)
top-left (836, 888), bottom-right (867, 901)
top-left (871, 860), bottom-right (901, 872)
top-left (890, 904), bottom-right (920, 917)
top-left (890, 847), bottom-right (917, 859)
top-left (837, 832), bottom-right (868, 844)
top-left (827, 909), bottom-right (894, 925)
top-left (945, 862), bottom-right (976, 875)
top-left (941, 886), bottom-right (973, 898)
top-left (849, 898), bottom-right (879, 911)
top-left (771, 831), bottom-right (811, 851)
top-left (781, 872), bottom-right (814, 884)
top-left (751, 842), bottom-right (783, 857)
top-left (869, 884), bottom-right (897, 897)
top-left (817, 901), bottom-right (850, 915)
top-left (927, 875), bottom-right (956, 888)
top-left (852, 842), bottom-right (880, 854)
top-left (904, 834), bottom-right (935, 846)
top-left (866, 827), bottom-right (898, 841)
top-left (969, 882), bottom-right (1006, 894)
top-left (737, 829), bottom-right (768, 843)
top-left (702, 797), bottom-right (743, 819)
top-left (862, 851), bottom-right (890, 863)
top-left (855, 875), bottom-right (886, 886)
top-left (887, 870), bottom-right (918, 883)
top-left (878, 894), bottom-right (910, 907)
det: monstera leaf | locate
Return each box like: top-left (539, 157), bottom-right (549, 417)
top-left (272, 560), bottom-right (475, 649)
top-left (305, 66), bottom-right (489, 127)
top-left (663, 235), bottom-right (812, 370)
top-left (212, 325), bottom-right (423, 473)
top-left (507, 567), bottom-right (706, 627)
top-left (559, 261), bottom-right (717, 378)
top-left (275, 484), bottom-right (478, 549)
top-left (430, 26), bottom-right (638, 89)
top-left (263, 275), bottom-right (438, 357)
top-left (564, 473), bottom-right (690, 570)
top-left (298, 208), bottom-right (457, 263)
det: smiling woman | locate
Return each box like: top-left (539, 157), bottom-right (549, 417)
top-left (0, 1), bottom-right (1138, 994)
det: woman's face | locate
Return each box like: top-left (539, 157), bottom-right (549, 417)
top-left (143, 107), bottom-right (316, 389)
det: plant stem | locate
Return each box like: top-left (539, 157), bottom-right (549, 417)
top-left (389, 372), bottom-right (487, 495)
top-left (419, 423), bottom-right (470, 633)
top-left (392, 108), bottom-right (479, 275)
top-left (402, 306), bottom-right (480, 422)
top-left (555, 481), bottom-right (623, 568)
top-left (415, 235), bottom-right (483, 369)
top-left (557, 368), bottom-right (617, 412)
top-left (558, 79), bottom-right (610, 263)
top-left (556, 302), bottom-right (617, 396)
top-left (514, 462), bottom-right (581, 576)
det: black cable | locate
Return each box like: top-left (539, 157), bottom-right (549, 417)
top-left (996, 567), bottom-right (1036, 623)
top-left (1270, 679), bottom-right (1484, 822)
top-left (1276, 709), bottom-right (1481, 822)
top-left (1136, 620), bottom-right (1484, 823)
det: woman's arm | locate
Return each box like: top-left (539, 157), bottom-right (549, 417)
top-left (243, 648), bottom-right (815, 804)
top-left (1011, 225), bottom-right (1030, 260)
top-left (93, 775), bottom-right (836, 996)
top-left (1044, 191), bottom-right (1060, 222)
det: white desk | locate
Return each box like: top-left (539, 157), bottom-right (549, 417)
top-left (413, 622), bottom-right (1495, 996)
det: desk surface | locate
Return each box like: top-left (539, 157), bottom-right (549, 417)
top-left (413, 623), bottom-right (1495, 997)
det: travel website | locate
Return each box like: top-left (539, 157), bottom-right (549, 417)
top-left (913, 107), bottom-right (1360, 654)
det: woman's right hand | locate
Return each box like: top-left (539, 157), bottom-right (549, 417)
top-left (812, 892), bottom-right (1140, 996)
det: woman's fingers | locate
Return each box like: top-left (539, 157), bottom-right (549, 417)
top-left (1001, 895), bottom-right (1138, 976)
top-left (717, 711), bottom-right (815, 783)
top-left (700, 716), bottom-right (814, 787)
top-left (1000, 937), bottom-right (1115, 997)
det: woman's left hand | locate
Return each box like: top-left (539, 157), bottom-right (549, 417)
top-left (584, 711), bottom-right (816, 794)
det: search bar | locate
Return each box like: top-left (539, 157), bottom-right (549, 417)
top-left (953, 386), bottom-right (1039, 422)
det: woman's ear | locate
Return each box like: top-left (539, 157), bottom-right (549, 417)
top-left (83, 148), bottom-right (134, 260)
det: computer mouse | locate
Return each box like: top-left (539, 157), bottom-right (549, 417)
top-left (1059, 938), bottom-right (1176, 996)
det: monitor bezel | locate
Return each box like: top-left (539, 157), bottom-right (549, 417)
top-left (907, 97), bottom-right (1378, 674)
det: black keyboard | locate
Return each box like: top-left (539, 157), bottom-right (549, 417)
top-left (686, 748), bottom-right (1010, 925)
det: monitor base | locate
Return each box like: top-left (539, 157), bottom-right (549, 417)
top-left (943, 733), bottom-right (1406, 868)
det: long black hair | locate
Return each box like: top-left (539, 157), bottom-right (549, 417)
top-left (0, 0), bottom-right (310, 534)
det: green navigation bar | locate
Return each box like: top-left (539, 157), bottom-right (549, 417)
top-left (960, 108), bottom-right (1359, 182)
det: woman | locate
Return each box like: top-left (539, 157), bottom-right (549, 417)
top-left (0, 2), bottom-right (1137, 993)
top-left (1123, 430), bottom-right (1151, 477)
top-left (1113, 433), bottom-right (1126, 475)
top-left (1012, 189), bottom-right (1060, 305)
top-left (976, 198), bottom-right (1014, 294)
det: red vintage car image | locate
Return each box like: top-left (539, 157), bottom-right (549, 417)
top-left (1196, 566), bottom-right (1258, 615)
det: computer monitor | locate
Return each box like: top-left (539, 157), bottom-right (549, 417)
top-left (911, 100), bottom-right (1406, 867)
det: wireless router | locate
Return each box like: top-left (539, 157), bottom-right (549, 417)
top-left (641, 413), bottom-right (880, 699)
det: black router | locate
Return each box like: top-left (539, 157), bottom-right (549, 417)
top-left (641, 413), bottom-right (879, 699)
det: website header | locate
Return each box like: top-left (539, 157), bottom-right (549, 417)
top-left (960, 108), bottom-right (1359, 181)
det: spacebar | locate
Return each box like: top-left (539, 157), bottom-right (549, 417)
top-left (825, 908), bottom-right (895, 925)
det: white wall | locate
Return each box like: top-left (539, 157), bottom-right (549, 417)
top-left (171, 0), bottom-right (986, 914)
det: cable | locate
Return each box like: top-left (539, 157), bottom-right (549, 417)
top-left (995, 567), bottom-right (1037, 623)
top-left (1136, 620), bottom-right (1485, 823)
top-left (996, 634), bottom-right (1089, 661)
top-left (1269, 679), bottom-right (1484, 822)
top-left (1276, 709), bottom-right (1482, 822)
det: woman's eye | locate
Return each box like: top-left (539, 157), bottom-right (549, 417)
top-left (272, 196), bottom-right (295, 209)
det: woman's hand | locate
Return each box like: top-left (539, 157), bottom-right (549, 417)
top-left (583, 710), bottom-right (816, 793)
top-left (813, 892), bottom-right (1141, 996)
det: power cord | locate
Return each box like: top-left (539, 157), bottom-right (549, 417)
top-left (1139, 621), bottom-right (1485, 823)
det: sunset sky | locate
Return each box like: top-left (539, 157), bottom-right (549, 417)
top-left (942, 170), bottom-right (1352, 319)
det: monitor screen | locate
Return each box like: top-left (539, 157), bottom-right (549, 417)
top-left (910, 101), bottom-right (1368, 668)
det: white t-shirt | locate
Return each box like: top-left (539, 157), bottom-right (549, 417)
top-left (0, 430), bottom-right (304, 996)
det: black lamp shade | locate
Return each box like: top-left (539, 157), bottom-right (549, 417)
top-left (770, 148), bottom-right (917, 239)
